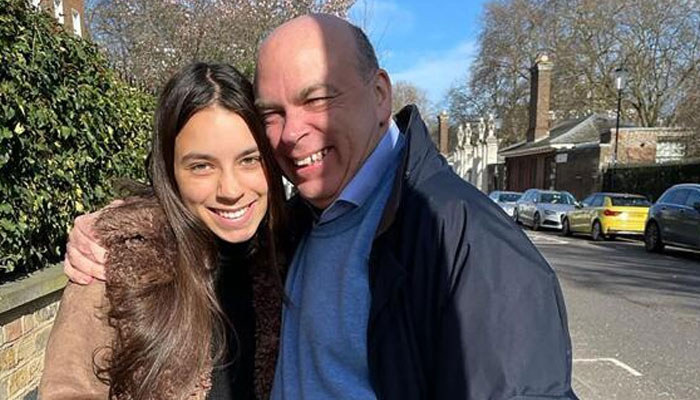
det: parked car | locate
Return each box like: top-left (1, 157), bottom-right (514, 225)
top-left (488, 190), bottom-right (522, 217)
top-left (561, 193), bottom-right (651, 241)
top-left (514, 189), bottom-right (577, 230)
top-left (645, 183), bottom-right (700, 253)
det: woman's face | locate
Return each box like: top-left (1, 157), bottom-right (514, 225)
top-left (174, 105), bottom-right (269, 243)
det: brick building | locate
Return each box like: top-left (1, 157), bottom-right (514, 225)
top-left (32, 0), bottom-right (86, 38)
top-left (499, 55), bottom-right (697, 199)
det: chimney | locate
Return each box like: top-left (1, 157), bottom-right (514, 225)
top-left (527, 54), bottom-right (553, 142)
top-left (438, 110), bottom-right (449, 154)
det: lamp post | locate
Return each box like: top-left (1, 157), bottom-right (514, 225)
top-left (611, 66), bottom-right (628, 190)
top-left (493, 116), bottom-right (502, 189)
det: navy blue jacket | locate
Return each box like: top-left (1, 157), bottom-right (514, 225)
top-left (288, 105), bottom-right (577, 399)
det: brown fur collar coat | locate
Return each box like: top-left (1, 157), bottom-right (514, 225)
top-left (39, 196), bottom-right (281, 400)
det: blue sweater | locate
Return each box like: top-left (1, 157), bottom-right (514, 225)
top-left (271, 162), bottom-right (398, 399)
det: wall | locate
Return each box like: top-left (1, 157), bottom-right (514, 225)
top-left (505, 151), bottom-right (555, 192)
top-left (556, 146), bottom-right (603, 199)
top-left (39, 0), bottom-right (86, 37)
top-left (0, 266), bottom-right (67, 400)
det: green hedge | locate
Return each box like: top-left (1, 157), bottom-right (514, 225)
top-left (0, 0), bottom-right (154, 277)
top-left (603, 160), bottom-right (700, 201)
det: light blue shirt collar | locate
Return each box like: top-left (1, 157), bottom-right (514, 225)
top-left (318, 121), bottom-right (403, 224)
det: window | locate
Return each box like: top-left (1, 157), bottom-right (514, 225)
top-left (658, 190), bottom-right (674, 204)
top-left (540, 192), bottom-right (575, 205)
top-left (591, 195), bottom-right (605, 207)
top-left (54, 0), bottom-right (63, 24)
top-left (656, 141), bottom-right (686, 163)
top-left (667, 189), bottom-right (690, 206)
top-left (31, 0), bottom-right (41, 8)
top-left (71, 9), bottom-right (81, 37)
top-left (499, 193), bottom-right (521, 202)
top-left (685, 190), bottom-right (700, 209)
top-left (581, 195), bottom-right (595, 207)
top-left (611, 196), bottom-right (651, 207)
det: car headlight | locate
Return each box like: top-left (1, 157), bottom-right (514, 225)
top-left (544, 210), bottom-right (556, 216)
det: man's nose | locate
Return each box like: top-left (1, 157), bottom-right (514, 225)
top-left (280, 110), bottom-right (308, 146)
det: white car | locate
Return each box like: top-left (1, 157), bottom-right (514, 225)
top-left (515, 189), bottom-right (577, 230)
top-left (488, 191), bottom-right (522, 217)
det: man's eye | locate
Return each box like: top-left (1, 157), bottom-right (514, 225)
top-left (307, 97), bottom-right (331, 105)
top-left (263, 113), bottom-right (282, 126)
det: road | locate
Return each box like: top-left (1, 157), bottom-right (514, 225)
top-left (526, 229), bottom-right (700, 400)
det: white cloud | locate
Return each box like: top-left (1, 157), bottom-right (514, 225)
top-left (389, 40), bottom-right (477, 108)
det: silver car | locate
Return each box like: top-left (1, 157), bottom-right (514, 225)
top-left (488, 191), bottom-right (522, 217)
top-left (515, 189), bottom-right (577, 230)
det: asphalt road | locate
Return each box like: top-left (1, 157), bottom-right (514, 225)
top-left (526, 229), bottom-right (700, 400)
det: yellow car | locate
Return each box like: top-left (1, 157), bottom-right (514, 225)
top-left (561, 193), bottom-right (651, 240)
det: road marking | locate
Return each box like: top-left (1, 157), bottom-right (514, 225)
top-left (526, 232), bottom-right (570, 244)
top-left (574, 358), bottom-right (643, 377)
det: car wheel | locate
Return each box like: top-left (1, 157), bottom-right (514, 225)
top-left (562, 218), bottom-right (572, 237)
top-left (645, 221), bottom-right (664, 253)
top-left (591, 220), bottom-right (603, 241)
top-left (514, 208), bottom-right (520, 224)
top-left (532, 213), bottom-right (541, 231)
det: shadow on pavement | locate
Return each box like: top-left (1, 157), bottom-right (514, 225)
top-left (534, 232), bottom-right (700, 315)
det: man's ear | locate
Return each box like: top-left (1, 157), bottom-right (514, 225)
top-left (373, 68), bottom-right (392, 125)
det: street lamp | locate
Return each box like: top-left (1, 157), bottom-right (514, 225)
top-left (611, 66), bottom-right (628, 190)
top-left (494, 116), bottom-right (503, 131)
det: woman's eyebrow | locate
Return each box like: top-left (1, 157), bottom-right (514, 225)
top-left (180, 152), bottom-right (216, 163)
top-left (237, 146), bottom-right (260, 158)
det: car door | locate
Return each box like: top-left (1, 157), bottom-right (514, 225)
top-left (587, 195), bottom-right (606, 233)
top-left (518, 190), bottom-right (534, 225)
top-left (525, 190), bottom-right (540, 225)
top-left (660, 189), bottom-right (689, 244)
top-left (679, 189), bottom-right (700, 248)
top-left (570, 195), bottom-right (594, 232)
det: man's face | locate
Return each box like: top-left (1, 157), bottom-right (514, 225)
top-left (255, 19), bottom-right (391, 209)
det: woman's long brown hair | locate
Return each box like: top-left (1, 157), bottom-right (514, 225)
top-left (100, 63), bottom-right (286, 399)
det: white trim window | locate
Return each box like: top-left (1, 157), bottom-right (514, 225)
top-left (72, 9), bottom-right (82, 37)
top-left (54, 0), bottom-right (64, 24)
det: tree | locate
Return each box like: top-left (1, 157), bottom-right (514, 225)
top-left (448, 0), bottom-right (700, 145)
top-left (86, 0), bottom-right (356, 91)
top-left (392, 80), bottom-right (438, 141)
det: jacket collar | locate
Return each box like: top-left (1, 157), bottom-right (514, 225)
top-left (375, 105), bottom-right (446, 237)
top-left (287, 105), bottom-right (445, 240)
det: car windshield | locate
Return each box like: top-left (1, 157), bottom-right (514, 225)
top-left (611, 197), bottom-right (651, 207)
top-left (499, 193), bottom-right (521, 202)
top-left (540, 192), bottom-right (575, 205)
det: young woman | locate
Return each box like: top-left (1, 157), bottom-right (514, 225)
top-left (39, 63), bottom-right (287, 400)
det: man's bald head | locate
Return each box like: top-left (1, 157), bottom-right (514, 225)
top-left (253, 13), bottom-right (393, 209)
top-left (257, 14), bottom-right (378, 83)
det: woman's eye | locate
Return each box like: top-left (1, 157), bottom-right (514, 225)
top-left (241, 155), bottom-right (262, 166)
top-left (189, 163), bottom-right (212, 173)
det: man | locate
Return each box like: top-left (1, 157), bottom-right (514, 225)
top-left (65, 14), bottom-right (577, 399)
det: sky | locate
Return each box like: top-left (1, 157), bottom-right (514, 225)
top-left (348, 0), bottom-right (488, 109)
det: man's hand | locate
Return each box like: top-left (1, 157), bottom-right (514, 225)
top-left (63, 200), bottom-right (123, 284)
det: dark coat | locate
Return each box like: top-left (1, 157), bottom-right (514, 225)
top-left (289, 105), bottom-right (578, 400)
